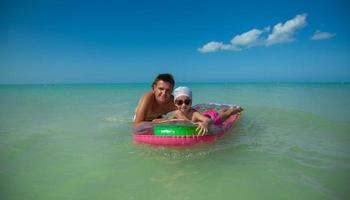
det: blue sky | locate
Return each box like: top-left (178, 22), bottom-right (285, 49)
top-left (0, 0), bottom-right (349, 84)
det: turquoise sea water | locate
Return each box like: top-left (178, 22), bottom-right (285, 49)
top-left (1, 83), bottom-right (350, 200)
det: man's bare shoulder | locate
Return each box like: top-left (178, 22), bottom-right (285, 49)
top-left (135, 91), bottom-right (154, 112)
top-left (140, 91), bottom-right (155, 103)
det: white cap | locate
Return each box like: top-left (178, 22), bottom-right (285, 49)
top-left (173, 86), bottom-right (192, 100)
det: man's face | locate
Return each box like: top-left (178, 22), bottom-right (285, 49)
top-left (153, 80), bottom-right (173, 103)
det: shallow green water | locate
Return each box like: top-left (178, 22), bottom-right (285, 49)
top-left (0, 83), bottom-right (349, 200)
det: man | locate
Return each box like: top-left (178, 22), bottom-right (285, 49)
top-left (134, 73), bottom-right (176, 127)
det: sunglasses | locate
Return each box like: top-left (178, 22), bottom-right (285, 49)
top-left (175, 99), bottom-right (192, 106)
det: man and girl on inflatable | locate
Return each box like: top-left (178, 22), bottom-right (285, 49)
top-left (134, 73), bottom-right (243, 135)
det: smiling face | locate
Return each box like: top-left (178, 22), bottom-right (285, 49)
top-left (153, 80), bottom-right (173, 103)
top-left (175, 95), bottom-right (192, 113)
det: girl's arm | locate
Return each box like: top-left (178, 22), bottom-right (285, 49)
top-left (192, 112), bottom-right (213, 135)
top-left (151, 111), bottom-right (187, 123)
top-left (152, 115), bottom-right (176, 123)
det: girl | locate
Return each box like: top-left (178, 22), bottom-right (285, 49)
top-left (153, 86), bottom-right (243, 135)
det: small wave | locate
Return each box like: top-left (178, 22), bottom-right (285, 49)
top-left (105, 116), bottom-right (132, 123)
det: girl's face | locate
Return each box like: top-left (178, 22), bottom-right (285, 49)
top-left (175, 95), bottom-right (192, 113)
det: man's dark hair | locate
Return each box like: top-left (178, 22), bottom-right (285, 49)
top-left (152, 73), bottom-right (175, 89)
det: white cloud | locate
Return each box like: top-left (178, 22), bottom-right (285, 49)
top-left (220, 44), bottom-right (240, 51)
top-left (198, 13), bottom-right (308, 53)
top-left (231, 29), bottom-right (264, 46)
top-left (197, 41), bottom-right (224, 53)
top-left (311, 30), bottom-right (336, 40)
top-left (266, 13), bottom-right (307, 46)
top-left (198, 41), bottom-right (240, 53)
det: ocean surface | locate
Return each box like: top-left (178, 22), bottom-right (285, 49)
top-left (0, 83), bottom-right (349, 200)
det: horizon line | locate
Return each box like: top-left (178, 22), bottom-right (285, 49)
top-left (1, 81), bottom-right (349, 86)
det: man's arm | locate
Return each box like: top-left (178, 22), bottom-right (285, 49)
top-left (151, 110), bottom-right (179, 123)
top-left (134, 92), bottom-right (153, 127)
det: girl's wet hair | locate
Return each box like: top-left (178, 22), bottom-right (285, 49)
top-left (151, 73), bottom-right (175, 89)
